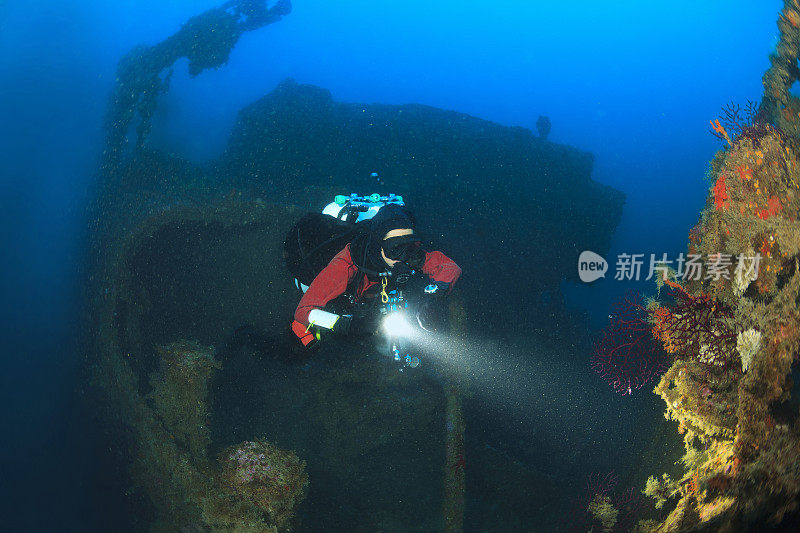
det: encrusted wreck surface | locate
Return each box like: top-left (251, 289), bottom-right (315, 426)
top-left (622, 2), bottom-right (800, 530)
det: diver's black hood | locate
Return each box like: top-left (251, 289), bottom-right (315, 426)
top-left (350, 204), bottom-right (416, 276)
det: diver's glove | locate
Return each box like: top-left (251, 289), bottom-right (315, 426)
top-left (332, 314), bottom-right (352, 335)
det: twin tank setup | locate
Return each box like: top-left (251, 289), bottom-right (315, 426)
top-left (310, 189), bottom-right (433, 371)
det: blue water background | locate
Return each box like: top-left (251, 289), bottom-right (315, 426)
top-left (0, 0), bottom-right (781, 528)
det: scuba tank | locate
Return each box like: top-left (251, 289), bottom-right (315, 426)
top-left (322, 192), bottom-right (405, 224)
top-left (284, 190), bottom-right (405, 293)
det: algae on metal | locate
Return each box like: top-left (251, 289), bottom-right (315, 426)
top-left (639, 2), bottom-right (800, 529)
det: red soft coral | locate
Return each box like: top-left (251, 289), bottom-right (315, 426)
top-left (713, 174), bottom-right (729, 210)
top-left (758, 196), bottom-right (782, 219)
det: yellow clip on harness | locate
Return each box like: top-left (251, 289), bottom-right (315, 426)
top-left (381, 276), bottom-right (389, 303)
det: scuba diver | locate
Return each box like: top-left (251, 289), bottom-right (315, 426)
top-left (290, 203), bottom-right (461, 351)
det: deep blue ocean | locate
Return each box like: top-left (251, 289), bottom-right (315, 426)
top-left (0, 1), bottom-right (784, 530)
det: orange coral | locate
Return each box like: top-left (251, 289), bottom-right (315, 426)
top-left (734, 165), bottom-right (752, 181)
top-left (688, 223), bottom-right (702, 244)
top-left (757, 196), bottom-right (782, 219)
top-left (731, 455), bottom-right (741, 475)
top-left (760, 236), bottom-right (773, 257)
top-left (652, 305), bottom-right (679, 353)
top-left (783, 8), bottom-right (800, 28)
top-left (710, 119), bottom-right (732, 145)
top-left (663, 278), bottom-right (686, 293)
top-left (713, 174), bottom-right (729, 209)
top-left (687, 469), bottom-right (700, 495)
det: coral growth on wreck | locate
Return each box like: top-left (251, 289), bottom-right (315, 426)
top-left (566, 472), bottom-right (645, 532)
top-left (103, 340), bottom-right (309, 531)
top-left (637, 2), bottom-right (800, 529)
top-left (587, 4), bottom-right (800, 529)
top-left (591, 292), bottom-right (671, 395)
top-left (220, 440), bottom-right (309, 530)
top-left (149, 341), bottom-right (221, 460)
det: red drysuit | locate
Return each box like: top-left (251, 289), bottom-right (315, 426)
top-left (292, 243), bottom-right (461, 346)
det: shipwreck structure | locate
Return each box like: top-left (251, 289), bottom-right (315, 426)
top-left (86, 0), bottom-right (625, 530)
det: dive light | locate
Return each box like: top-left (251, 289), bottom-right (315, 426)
top-left (383, 312), bottom-right (415, 338)
top-left (380, 288), bottom-right (421, 370)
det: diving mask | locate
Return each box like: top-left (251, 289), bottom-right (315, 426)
top-left (382, 234), bottom-right (422, 262)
